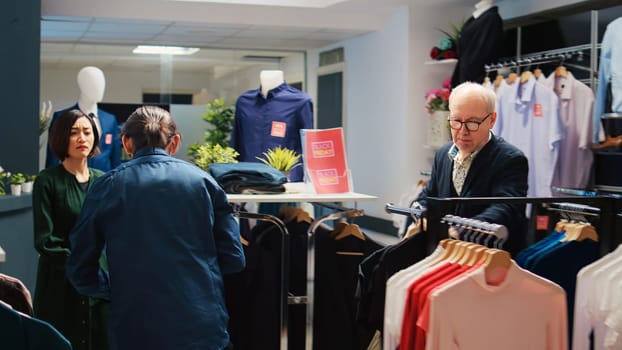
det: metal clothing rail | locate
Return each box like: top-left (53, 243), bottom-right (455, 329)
top-left (305, 204), bottom-right (364, 350)
top-left (385, 202), bottom-right (425, 221)
top-left (544, 202), bottom-right (601, 217)
top-left (424, 196), bottom-right (619, 257)
top-left (385, 203), bottom-right (508, 247)
top-left (233, 210), bottom-right (290, 350)
top-left (441, 214), bottom-right (509, 244)
top-left (484, 44), bottom-right (599, 73)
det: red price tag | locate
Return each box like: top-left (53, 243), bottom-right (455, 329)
top-left (533, 103), bottom-right (543, 117)
top-left (271, 121), bottom-right (286, 137)
top-left (536, 215), bottom-right (549, 230)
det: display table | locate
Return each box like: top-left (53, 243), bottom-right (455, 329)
top-left (226, 183), bottom-right (377, 350)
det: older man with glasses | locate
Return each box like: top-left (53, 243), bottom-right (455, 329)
top-left (412, 81), bottom-right (529, 256)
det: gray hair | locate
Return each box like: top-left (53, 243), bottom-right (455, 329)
top-left (449, 81), bottom-right (496, 114)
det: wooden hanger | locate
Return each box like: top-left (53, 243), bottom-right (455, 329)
top-left (240, 235), bottom-right (250, 247)
top-left (465, 245), bottom-right (487, 266)
top-left (403, 221), bottom-right (422, 239)
top-left (563, 222), bottom-right (599, 242)
top-left (456, 242), bottom-right (479, 265)
top-left (279, 205), bottom-right (312, 224)
top-left (429, 239), bottom-right (456, 266)
top-left (494, 75), bottom-right (504, 88)
top-left (555, 66), bottom-right (568, 78)
top-left (520, 70), bottom-right (533, 84)
top-left (533, 68), bottom-right (543, 79)
top-left (483, 249), bottom-right (512, 285)
top-left (448, 241), bottom-right (474, 264)
top-left (554, 219), bottom-right (568, 233)
top-left (334, 223), bottom-right (365, 241)
top-left (506, 72), bottom-right (518, 85)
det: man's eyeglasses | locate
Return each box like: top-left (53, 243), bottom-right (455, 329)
top-left (448, 113), bottom-right (492, 132)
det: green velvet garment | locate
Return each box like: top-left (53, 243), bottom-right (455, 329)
top-left (32, 164), bottom-right (108, 350)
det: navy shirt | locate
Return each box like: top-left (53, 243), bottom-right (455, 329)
top-left (231, 83), bottom-right (314, 182)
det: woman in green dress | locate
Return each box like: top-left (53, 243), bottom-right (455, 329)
top-left (32, 109), bottom-right (109, 350)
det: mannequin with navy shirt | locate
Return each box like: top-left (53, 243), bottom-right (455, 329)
top-left (451, 0), bottom-right (503, 88)
top-left (231, 70), bottom-right (313, 182)
top-left (46, 66), bottom-right (121, 172)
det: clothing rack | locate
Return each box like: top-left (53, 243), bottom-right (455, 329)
top-left (233, 210), bottom-right (291, 350)
top-left (305, 203), bottom-right (364, 350)
top-left (424, 196), bottom-right (619, 257)
top-left (484, 44), bottom-right (597, 73)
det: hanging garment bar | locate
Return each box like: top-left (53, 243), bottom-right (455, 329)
top-left (485, 44), bottom-right (599, 73)
top-left (544, 202), bottom-right (601, 217)
top-left (233, 210), bottom-right (290, 350)
top-left (305, 205), bottom-right (364, 350)
top-left (441, 214), bottom-right (509, 243)
top-left (385, 202), bottom-right (425, 221)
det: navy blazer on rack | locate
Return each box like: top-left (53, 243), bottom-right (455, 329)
top-left (416, 133), bottom-right (529, 255)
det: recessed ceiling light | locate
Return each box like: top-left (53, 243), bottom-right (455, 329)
top-left (132, 45), bottom-right (200, 55)
top-left (168, 0), bottom-right (347, 8)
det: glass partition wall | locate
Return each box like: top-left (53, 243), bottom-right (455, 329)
top-left (40, 39), bottom-right (306, 163)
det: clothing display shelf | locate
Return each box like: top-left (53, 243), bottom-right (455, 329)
top-left (424, 196), bottom-right (621, 258)
top-left (227, 188), bottom-right (377, 350)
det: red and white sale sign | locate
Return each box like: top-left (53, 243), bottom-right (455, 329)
top-left (301, 127), bottom-right (351, 194)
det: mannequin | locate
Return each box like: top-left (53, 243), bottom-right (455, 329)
top-left (192, 88), bottom-right (211, 105)
top-left (231, 70), bottom-right (313, 183)
top-left (473, 0), bottom-right (494, 18)
top-left (77, 66), bottom-right (105, 117)
top-left (46, 66), bottom-right (121, 172)
top-left (450, 0), bottom-right (502, 88)
top-left (260, 70), bottom-right (285, 97)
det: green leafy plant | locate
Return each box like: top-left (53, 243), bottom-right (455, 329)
top-left (9, 172), bottom-right (26, 185)
top-left (188, 98), bottom-right (238, 169)
top-left (0, 166), bottom-right (11, 196)
top-left (191, 144), bottom-right (239, 171)
top-left (26, 174), bottom-right (37, 182)
top-left (201, 98), bottom-right (235, 147)
top-left (256, 146), bottom-right (302, 172)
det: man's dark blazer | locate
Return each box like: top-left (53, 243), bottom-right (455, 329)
top-left (416, 133), bottom-right (529, 255)
top-left (45, 104), bottom-right (121, 172)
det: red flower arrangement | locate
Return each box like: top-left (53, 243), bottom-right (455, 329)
top-left (424, 77), bottom-right (452, 114)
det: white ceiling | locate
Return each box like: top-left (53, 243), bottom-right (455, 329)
top-left (40, 0), bottom-right (415, 73)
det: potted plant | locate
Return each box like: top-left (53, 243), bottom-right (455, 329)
top-left (9, 172), bottom-right (26, 196)
top-left (0, 166), bottom-right (7, 196)
top-left (191, 144), bottom-right (239, 171)
top-left (256, 146), bottom-right (302, 180)
top-left (188, 98), bottom-right (239, 171)
top-left (21, 174), bottom-right (36, 193)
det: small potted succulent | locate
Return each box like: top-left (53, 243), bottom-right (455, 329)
top-left (9, 172), bottom-right (26, 196)
top-left (256, 146), bottom-right (302, 180)
top-left (21, 174), bottom-right (36, 193)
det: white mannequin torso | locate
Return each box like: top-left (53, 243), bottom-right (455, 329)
top-left (260, 70), bottom-right (285, 97)
top-left (77, 66), bottom-right (106, 116)
top-left (473, 0), bottom-right (494, 18)
top-left (76, 66), bottom-right (105, 135)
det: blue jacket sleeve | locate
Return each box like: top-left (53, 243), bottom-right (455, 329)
top-left (207, 177), bottom-right (246, 274)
